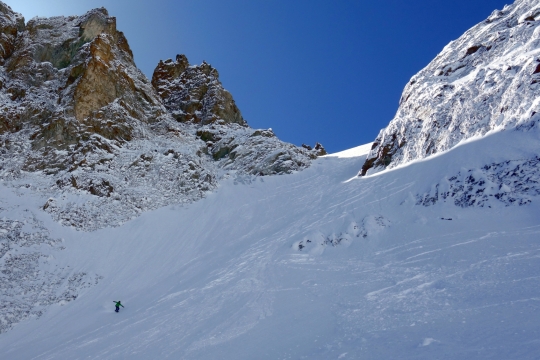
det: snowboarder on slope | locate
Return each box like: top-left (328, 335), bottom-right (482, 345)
top-left (113, 301), bottom-right (124, 313)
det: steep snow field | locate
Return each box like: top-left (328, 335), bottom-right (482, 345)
top-left (1, 128), bottom-right (540, 359)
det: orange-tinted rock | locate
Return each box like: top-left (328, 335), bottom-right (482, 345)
top-left (0, 3), bottom-right (24, 64)
top-left (1, 6), bottom-right (164, 150)
top-left (0, 1), bottom-right (318, 225)
top-left (74, 35), bottom-right (118, 121)
top-left (152, 54), bottom-right (246, 126)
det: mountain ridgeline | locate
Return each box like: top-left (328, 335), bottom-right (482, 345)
top-left (0, 4), bottom-right (325, 230)
top-left (0, 0), bottom-right (539, 230)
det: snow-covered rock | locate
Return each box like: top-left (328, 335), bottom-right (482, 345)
top-left (2, 2), bottom-right (540, 357)
top-left (416, 156), bottom-right (540, 208)
top-left (152, 54), bottom-right (245, 126)
top-left (0, 2), bottom-right (24, 65)
top-left (0, 3), bottom-right (322, 230)
top-left (0, 214), bottom-right (101, 334)
top-left (151, 54), bottom-right (321, 175)
top-left (0, 6), bottom-right (216, 227)
top-left (361, 0), bottom-right (540, 175)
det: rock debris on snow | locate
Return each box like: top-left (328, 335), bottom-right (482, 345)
top-left (0, 215), bottom-right (101, 333)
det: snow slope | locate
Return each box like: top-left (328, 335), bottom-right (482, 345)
top-left (1, 126), bottom-right (540, 359)
top-left (324, 142), bottom-right (372, 158)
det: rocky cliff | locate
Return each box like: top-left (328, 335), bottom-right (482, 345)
top-left (151, 54), bottom-right (324, 175)
top-left (361, 0), bottom-right (540, 175)
top-left (0, 3), bottom-right (322, 230)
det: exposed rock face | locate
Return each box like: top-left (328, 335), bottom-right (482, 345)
top-left (0, 1), bottom-right (322, 336)
top-left (151, 54), bottom-right (320, 176)
top-left (361, 0), bottom-right (540, 175)
top-left (196, 125), bottom-right (319, 175)
top-left (152, 54), bottom-right (245, 126)
top-left (1, 7), bottom-right (164, 153)
top-left (0, 3), bottom-right (322, 229)
top-left (0, 3), bottom-right (24, 64)
top-left (302, 142), bottom-right (327, 156)
top-left (0, 6), bottom-right (212, 230)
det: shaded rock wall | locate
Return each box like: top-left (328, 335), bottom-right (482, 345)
top-left (0, 3), bottom-right (24, 64)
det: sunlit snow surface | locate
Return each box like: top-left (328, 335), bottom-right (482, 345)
top-left (1, 130), bottom-right (540, 359)
top-left (325, 143), bottom-right (373, 158)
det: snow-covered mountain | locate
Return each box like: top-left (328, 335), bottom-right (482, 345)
top-left (0, 4), bottom-right (322, 231)
top-left (361, 0), bottom-right (540, 175)
top-left (1, 0), bottom-right (540, 359)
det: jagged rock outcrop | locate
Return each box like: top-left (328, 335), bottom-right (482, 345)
top-left (0, 5), bottom-right (217, 230)
top-left (152, 54), bottom-right (245, 126)
top-left (0, 3), bottom-right (24, 64)
top-left (0, 3), bottom-right (323, 229)
top-left (151, 54), bottom-right (321, 176)
top-left (4, 7), bottom-right (164, 151)
top-left (302, 142), bottom-right (327, 156)
top-left (195, 125), bottom-right (319, 175)
top-left (361, 0), bottom-right (540, 175)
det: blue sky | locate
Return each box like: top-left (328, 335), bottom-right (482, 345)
top-left (6, 0), bottom-right (510, 153)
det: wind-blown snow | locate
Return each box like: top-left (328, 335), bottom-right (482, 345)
top-left (1, 126), bottom-right (539, 359)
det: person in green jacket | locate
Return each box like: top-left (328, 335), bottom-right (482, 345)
top-left (113, 301), bottom-right (124, 313)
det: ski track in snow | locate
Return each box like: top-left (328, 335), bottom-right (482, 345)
top-left (0, 130), bottom-right (540, 359)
